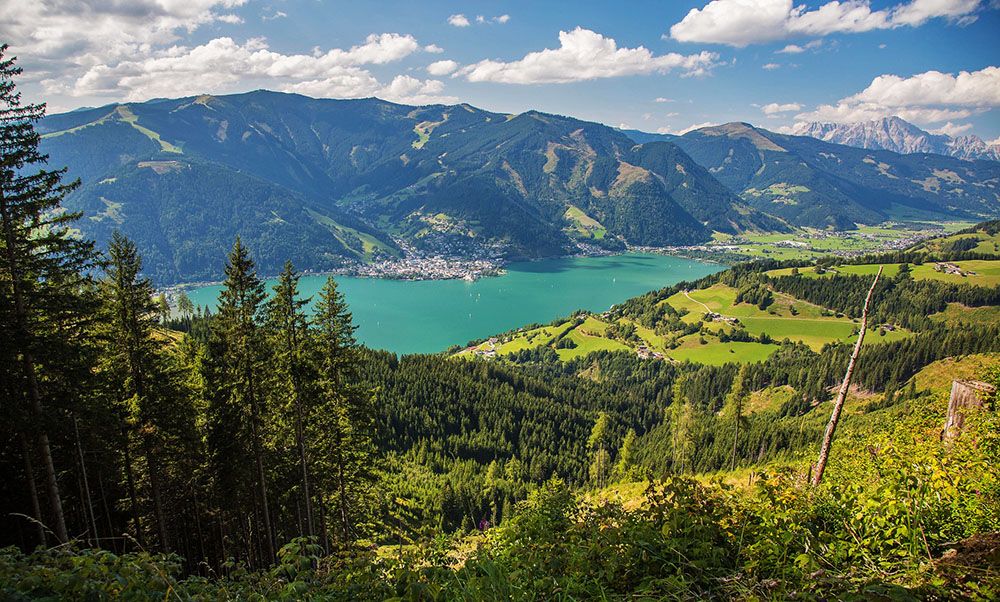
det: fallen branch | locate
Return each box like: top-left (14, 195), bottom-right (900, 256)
top-left (812, 265), bottom-right (883, 486)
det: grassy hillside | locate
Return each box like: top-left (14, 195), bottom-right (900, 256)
top-left (766, 258), bottom-right (1000, 286)
top-left (459, 275), bottom-right (914, 366)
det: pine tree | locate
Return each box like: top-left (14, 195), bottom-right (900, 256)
top-left (613, 429), bottom-right (637, 481)
top-left (312, 276), bottom-right (375, 545)
top-left (99, 231), bottom-right (194, 551)
top-left (669, 377), bottom-right (696, 474)
top-left (207, 238), bottom-right (274, 564)
top-left (264, 261), bottom-right (315, 538)
top-left (587, 412), bottom-right (611, 488)
top-left (722, 364), bottom-right (749, 470)
top-left (177, 292), bottom-right (195, 319)
top-left (0, 45), bottom-right (98, 544)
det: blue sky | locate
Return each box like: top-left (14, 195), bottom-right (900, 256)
top-left (3, 1), bottom-right (998, 141)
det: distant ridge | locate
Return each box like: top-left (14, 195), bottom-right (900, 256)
top-left (622, 121), bottom-right (1000, 230)
top-left (791, 116), bottom-right (1000, 162)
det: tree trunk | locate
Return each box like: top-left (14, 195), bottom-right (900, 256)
top-left (812, 266), bottom-right (882, 486)
top-left (334, 423), bottom-right (351, 543)
top-left (120, 426), bottom-right (144, 547)
top-left (73, 415), bottom-right (99, 547)
top-left (20, 433), bottom-right (45, 547)
top-left (294, 400), bottom-right (313, 537)
top-left (288, 320), bottom-right (314, 538)
top-left (249, 381), bottom-right (274, 566)
top-left (144, 445), bottom-right (170, 551)
top-left (1, 188), bottom-right (69, 544)
top-left (730, 413), bottom-right (741, 471)
top-left (943, 379), bottom-right (996, 442)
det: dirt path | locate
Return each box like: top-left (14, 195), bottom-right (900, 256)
top-left (684, 290), bottom-right (714, 315)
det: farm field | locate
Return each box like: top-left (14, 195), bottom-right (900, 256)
top-left (910, 227), bottom-right (1000, 256)
top-left (766, 259), bottom-right (1000, 287)
top-left (707, 222), bottom-right (972, 261)
top-left (930, 302), bottom-right (1000, 326)
top-left (457, 279), bottom-right (910, 365)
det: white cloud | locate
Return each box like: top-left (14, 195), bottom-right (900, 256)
top-left (776, 39), bottom-right (822, 53)
top-left (796, 102), bottom-right (974, 125)
top-left (668, 0), bottom-right (982, 47)
top-left (762, 62), bottom-right (781, 70)
top-left (761, 102), bottom-right (802, 114)
top-left (377, 75), bottom-right (457, 105)
top-left (287, 73), bottom-right (455, 105)
top-left (424, 44), bottom-right (445, 54)
top-left (262, 10), bottom-right (287, 21)
top-left (0, 0), bottom-right (250, 78)
top-left (47, 33), bottom-right (435, 104)
top-left (930, 122), bottom-right (974, 136)
top-left (2, 2), bottom-right (457, 107)
top-left (458, 27), bottom-right (720, 84)
top-left (654, 97), bottom-right (675, 103)
top-left (846, 66), bottom-right (1000, 108)
top-left (795, 66), bottom-right (999, 127)
top-left (456, 13), bottom-right (511, 26)
top-left (656, 122), bottom-right (717, 135)
top-left (427, 59), bottom-right (459, 76)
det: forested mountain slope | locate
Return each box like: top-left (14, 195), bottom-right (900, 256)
top-left (39, 91), bottom-right (777, 283)
top-left (623, 122), bottom-right (1000, 229)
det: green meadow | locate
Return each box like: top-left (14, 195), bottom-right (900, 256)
top-left (766, 259), bottom-right (1000, 287)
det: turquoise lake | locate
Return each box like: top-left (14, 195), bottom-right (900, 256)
top-left (186, 253), bottom-right (723, 355)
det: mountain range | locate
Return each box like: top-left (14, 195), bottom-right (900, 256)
top-left (39, 91), bottom-right (777, 283)
top-left (791, 116), bottom-right (1000, 162)
top-left (623, 122), bottom-right (1000, 229)
top-left (39, 91), bottom-right (1000, 283)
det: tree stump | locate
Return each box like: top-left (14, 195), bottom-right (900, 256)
top-left (942, 380), bottom-right (996, 442)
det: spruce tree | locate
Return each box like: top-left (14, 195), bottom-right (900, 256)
top-left (312, 276), bottom-right (374, 545)
top-left (99, 231), bottom-right (175, 550)
top-left (0, 44), bottom-right (97, 544)
top-left (207, 238), bottom-right (274, 564)
top-left (722, 364), bottom-right (749, 470)
top-left (264, 261), bottom-right (315, 537)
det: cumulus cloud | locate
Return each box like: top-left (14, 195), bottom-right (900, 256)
top-left (0, 0), bottom-right (250, 78)
top-left (762, 63), bottom-right (781, 70)
top-left (930, 122), bottom-right (974, 136)
top-left (761, 102), bottom-right (802, 114)
top-left (424, 44), bottom-right (445, 54)
top-left (262, 10), bottom-right (287, 21)
top-left (845, 66), bottom-right (1000, 107)
top-left (457, 13), bottom-right (510, 26)
top-left (40, 33), bottom-right (446, 104)
top-left (654, 97), bottom-right (675, 103)
top-left (427, 59), bottom-right (460, 76)
top-left (794, 66), bottom-right (999, 127)
top-left (776, 40), bottom-right (822, 53)
top-left (668, 0), bottom-right (982, 46)
top-left (458, 27), bottom-right (720, 84)
top-left (656, 122), bottom-right (718, 135)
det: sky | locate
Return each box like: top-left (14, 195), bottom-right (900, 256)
top-left (2, 0), bottom-right (998, 142)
